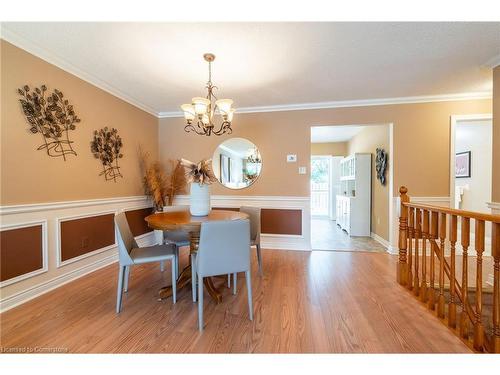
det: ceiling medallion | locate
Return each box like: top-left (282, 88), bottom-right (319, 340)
top-left (181, 53), bottom-right (235, 136)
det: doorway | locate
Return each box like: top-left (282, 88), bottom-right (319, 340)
top-left (309, 124), bottom-right (392, 252)
top-left (450, 114), bottom-right (493, 212)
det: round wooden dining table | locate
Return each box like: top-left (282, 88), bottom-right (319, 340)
top-left (144, 209), bottom-right (249, 304)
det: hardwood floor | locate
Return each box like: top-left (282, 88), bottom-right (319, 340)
top-left (0, 249), bottom-right (471, 353)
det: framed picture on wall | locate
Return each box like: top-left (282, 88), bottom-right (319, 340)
top-left (455, 151), bottom-right (471, 178)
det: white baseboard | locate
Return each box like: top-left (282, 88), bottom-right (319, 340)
top-left (0, 231), bottom-right (156, 313)
top-left (370, 232), bottom-right (397, 254)
top-left (261, 234), bottom-right (311, 251)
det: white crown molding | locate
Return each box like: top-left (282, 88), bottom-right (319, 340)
top-left (483, 53), bottom-right (500, 68)
top-left (2, 27), bottom-right (492, 120)
top-left (0, 28), bottom-right (159, 117)
top-left (158, 92), bottom-right (492, 119)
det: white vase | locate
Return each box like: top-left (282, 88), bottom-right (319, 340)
top-left (190, 183), bottom-right (211, 216)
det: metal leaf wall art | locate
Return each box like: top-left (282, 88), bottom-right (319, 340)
top-left (375, 148), bottom-right (388, 186)
top-left (18, 85), bottom-right (81, 160)
top-left (90, 127), bottom-right (124, 182)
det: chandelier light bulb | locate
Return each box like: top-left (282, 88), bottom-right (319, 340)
top-left (215, 99), bottom-right (233, 115)
top-left (181, 104), bottom-right (196, 121)
top-left (192, 97), bottom-right (210, 115)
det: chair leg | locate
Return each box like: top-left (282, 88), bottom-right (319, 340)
top-left (160, 261), bottom-right (165, 272)
top-left (175, 247), bottom-right (179, 279)
top-left (233, 273), bottom-right (237, 295)
top-left (116, 265), bottom-right (126, 313)
top-left (198, 275), bottom-right (204, 331)
top-left (191, 254), bottom-right (197, 302)
top-left (171, 258), bottom-right (177, 304)
top-left (245, 270), bottom-right (253, 321)
top-left (124, 266), bottom-right (130, 293)
top-left (227, 274), bottom-right (231, 288)
top-left (256, 244), bottom-right (263, 276)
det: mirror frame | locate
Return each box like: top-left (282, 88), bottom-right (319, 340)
top-left (212, 137), bottom-right (263, 190)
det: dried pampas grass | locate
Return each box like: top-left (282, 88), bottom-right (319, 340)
top-left (139, 147), bottom-right (186, 210)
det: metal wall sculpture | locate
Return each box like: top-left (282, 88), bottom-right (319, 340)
top-left (18, 85), bottom-right (81, 160)
top-left (375, 148), bottom-right (388, 185)
top-left (90, 127), bottom-right (123, 182)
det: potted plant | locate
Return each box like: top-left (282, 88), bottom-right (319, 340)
top-left (181, 158), bottom-right (217, 216)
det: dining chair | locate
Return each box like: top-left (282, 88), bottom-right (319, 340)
top-left (227, 206), bottom-right (262, 289)
top-left (115, 212), bottom-right (177, 313)
top-left (160, 205), bottom-right (190, 279)
top-left (193, 219), bottom-right (253, 331)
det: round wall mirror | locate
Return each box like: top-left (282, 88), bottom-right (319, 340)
top-left (212, 137), bottom-right (262, 189)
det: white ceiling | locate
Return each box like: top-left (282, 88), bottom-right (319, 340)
top-left (2, 22), bottom-right (499, 117)
top-left (311, 126), bottom-right (365, 143)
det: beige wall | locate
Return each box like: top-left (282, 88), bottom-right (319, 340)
top-left (311, 142), bottom-right (347, 156)
top-left (1, 40), bottom-right (158, 205)
top-left (493, 66), bottom-right (500, 203)
top-left (347, 125), bottom-right (389, 240)
top-left (159, 99), bottom-right (491, 198)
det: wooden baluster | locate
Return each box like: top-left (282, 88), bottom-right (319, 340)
top-left (407, 207), bottom-right (414, 290)
top-left (413, 209), bottom-right (421, 297)
top-left (492, 222), bottom-right (500, 353)
top-left (428, 211), bottom-right (438, 310)
top-left (473, 219), bottom-right (485, 351)
top-left (437, 212), bottom-right (446, 319)
top-left (421, 209), bottom-right (429, 302)
top-left (460, 217), bottom-right (470, 339)
top-left (398, 187), bottom-right (409, 286)
top-left (448, 215), bottom-right (457, 328)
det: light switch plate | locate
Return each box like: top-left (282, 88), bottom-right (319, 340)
top-left (287, 154), bottom-right (297, 162)
top-left (298, 167), bottom-right (307, 174)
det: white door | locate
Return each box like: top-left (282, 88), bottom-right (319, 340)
top-left (311, 156), bottom-right (331, 217)
top-left (329, 156), bottom-right (342, 220)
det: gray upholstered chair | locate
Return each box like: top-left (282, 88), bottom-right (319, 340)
top-left (115, 212), bottom-right (177, 313)
top-left (160, 205), bottom-right (190, 278)
top-left (193, 220), bottom-right (253, 331)
top-left (227, 206), bottom-right (262, 289)
top-left (241, 206), bottom-right (262, 275)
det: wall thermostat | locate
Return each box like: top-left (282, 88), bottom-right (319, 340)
top-left (287, 154), bottom-right (297, 162)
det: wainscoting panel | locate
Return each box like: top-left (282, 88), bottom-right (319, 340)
top-left (58, 212), bottom-right (116, 266)
top-left (0, 221), bottom-right (48, 287)
top-left (261, 209), bottom-right (302, 235)
top-left (125, 207), bottom-right (155, 237)
top-left (0, 196), bottom-right (154, 312)
top-left (174, 195), bottom-right (311, 251)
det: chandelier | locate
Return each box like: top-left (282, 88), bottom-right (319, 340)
top-left (247, 147), bottom-right (261, 164)
top-left (181, 53), bottom-right (235, 136)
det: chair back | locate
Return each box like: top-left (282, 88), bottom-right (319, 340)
top-left (196, 220), bottom-right (250, 277)
top-left (114, 212), bottom-right (137, 265)
top-left (240, 206), bottom-right (261, 244)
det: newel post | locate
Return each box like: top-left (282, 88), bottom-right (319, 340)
top-left (397, 186), bottom-right (410, 285)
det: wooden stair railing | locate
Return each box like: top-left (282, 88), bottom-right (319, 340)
top-left (397, 186), bottom-right (500, 353)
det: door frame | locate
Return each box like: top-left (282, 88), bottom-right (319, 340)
top-left (449, 114), bottom-right (492, 209)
